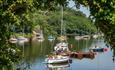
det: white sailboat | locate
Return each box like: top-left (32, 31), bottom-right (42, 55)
top-left (17, 36), bottom-right (28, 42)
top-left (45, 55), bottom-right (70, 64)
top-left (45, 6), bottom-right (70, 64)
top-left (54, 5), bottom-right (69, 52)
top-left (92, 34), bottom-right (98, 39)
top-left (9, 37), bottom-right (17, 41)
top-left (36, 30), bottom-right (44, 42)
top-left (75, 36), bottom-right (82, 40)
top-left (9, 36), bottom-right (17, 43)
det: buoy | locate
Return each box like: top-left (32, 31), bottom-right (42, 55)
top-left (103, 48), bottom-right (108, 52)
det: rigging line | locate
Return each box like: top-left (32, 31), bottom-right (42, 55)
top-left (61, 5), bottom-right (63, 36)
top-left (85, 39), bottom-right (87, 52)
top-left (60, 5), bottom-right (68, 43)
top-left (78, 39), bottom-right (79, 50)
top-left (61, 5), bottom-right (66, 36)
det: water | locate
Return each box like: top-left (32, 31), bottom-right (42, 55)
top-left (16, 38), bottom-right (115, 70)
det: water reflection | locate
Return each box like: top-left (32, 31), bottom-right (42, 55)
top-left (47, 63), bottom-right (70, 70)
top-left (13, 38), bottom-right (115, 70)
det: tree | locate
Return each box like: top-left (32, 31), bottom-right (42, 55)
top-left (30, 7), bottom-right (97, 36)
top-left (32, 0), bottom-right (115, 47)
top-left (0, 0), bottom-right (33, 67)
top-left (0, 0), bottom-right (115, 68)
top-left (74, 0), bottom-right (115, 47)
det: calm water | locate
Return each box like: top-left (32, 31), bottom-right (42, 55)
top-left (16, 38), bottom-right (115, 70)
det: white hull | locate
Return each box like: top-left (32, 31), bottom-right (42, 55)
top-left (48, 38), bottom-right (55, 42)
top-left (45, 56), bottom-right (70, 64)
top-left (75, 36), bottom-right (82, 40)
top-left (10, 38), bottom-right (17, 41)
top-left (17, 36), bottom-right (29, 43)
top-left (48, 63), bottom-right (69, 68)
top-left (9, 38), bottom-right (17, 43)
top-left (93, 35), bottom-right (98, 39)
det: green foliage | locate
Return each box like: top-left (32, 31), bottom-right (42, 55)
top-left (75, 0), bottom-right (115, 47)
top-left (0, 0), bottom-right (33, 68)
top-left (0, 0), bottom-right (115, 68)
top-left (0, 42), bottom-right (22, 69)
top-left (63, 8), bottom-right (97, 35)
top-left (30, 7), bottom-right (97, 36)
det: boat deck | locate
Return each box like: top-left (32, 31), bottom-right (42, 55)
top-left (69, 51), bottom-right (95, 59)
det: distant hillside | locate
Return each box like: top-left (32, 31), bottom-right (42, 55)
top-left (30, 7), bottom-right (97, 36)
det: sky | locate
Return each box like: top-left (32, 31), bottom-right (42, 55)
top-left (68, 0), bottom-right (90, 17)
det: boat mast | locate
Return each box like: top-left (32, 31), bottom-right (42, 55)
top-left (61, 5), bottom-right (63, 36)
top-left (60, 5), bottom-right (67, 42)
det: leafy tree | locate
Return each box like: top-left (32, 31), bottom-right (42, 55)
top-left (30, 7), bottom-right (97, 36)
top-left (0, 0), bottom-right (33, 67)
top-left (0, 0), bottom-right (115, 68)
top-left (74, 0), bottom-right (115, 47)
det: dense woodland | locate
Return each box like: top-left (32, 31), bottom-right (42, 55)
top-left (29, 7), bottom-right (97, 36)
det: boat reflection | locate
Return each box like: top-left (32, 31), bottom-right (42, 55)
top-left (47, 63), bottom-right (70, 70)
top-left (112, 57), bottom-right (115, 62)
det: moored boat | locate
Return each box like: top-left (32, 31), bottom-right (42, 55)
top-left (89, 46), bottom-right (108, 52)
top-left (92, 34), bottom-right (98, 39)
top-left (17, 36), bottom-right (28, 42)
top-left (48, 35), bottom-right (55, 42)
top-left (45, 55), bottom-right (70, 64)
top-left (9, 37), bottom-right (17, 43)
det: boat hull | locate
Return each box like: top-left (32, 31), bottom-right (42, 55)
top-left (45, 57), bottom-right (70, 64)
top-left (90, 48), bottom-right (105, 52)
top-left (48, 63), bottom-right (69, 68)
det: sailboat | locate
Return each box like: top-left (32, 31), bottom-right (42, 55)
top-left (54, 5), bottom-right (69, 53)
top-left (89, 45), bottom-right (108, 52)
top-left (9, 35), bottom-right (18, 43)
top-left (45, 55), bottom-right (70, 64)
top-left (45, 6), bottom-right (71, 64)
top-left (9, 25), bottom-right (18, 43)
top-left (36, 30), bottom-right (44, 42)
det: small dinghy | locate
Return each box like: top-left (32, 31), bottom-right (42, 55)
top-left (45, 55), bottom-right (70, 64)
top-left (17, 36), bottom-right (28, 42)
top-left (9, 37), bottom-right (17, 43)
top-left (89, 46), bottom-right (108, 52)
top-left (48, 35), bottom-right (55, 42)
